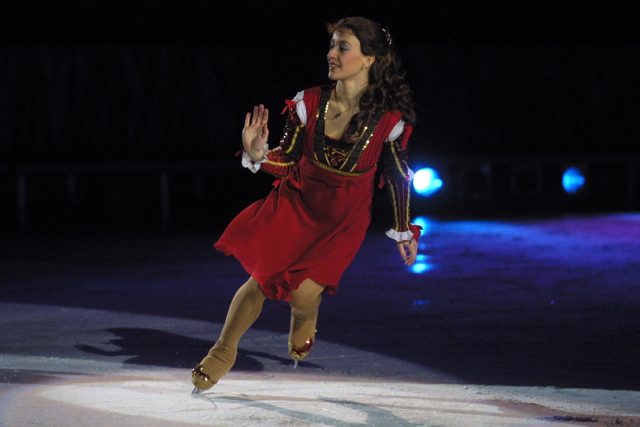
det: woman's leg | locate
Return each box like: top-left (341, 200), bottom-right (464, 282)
top-left (288, 279), bottom-right (325, 362)
top-left (192, 276), bottom-right (266, 390)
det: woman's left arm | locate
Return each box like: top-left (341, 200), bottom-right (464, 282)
top-left (381, 121), bottom-right (421, 266)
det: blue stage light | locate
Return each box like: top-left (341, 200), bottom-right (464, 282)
top-left (413, 168), bottom-right (443, 196)
top-left (408, 254), bottom-right (434, 274)
top-left (410, 262), bottom-right (433, 274)
top-left (562, 166), bottom-right (586, 195)
top-left (412, 216), bottom-right (431, 235)
top-left (411, 299), bottom-right (431, 311)
top-left (410, 263), bottom-right (428, 274)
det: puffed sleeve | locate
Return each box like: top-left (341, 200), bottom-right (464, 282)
top-left (241, 91), bottom-right (306, 178)
top-left (381, 120), bottom-right (422, 242)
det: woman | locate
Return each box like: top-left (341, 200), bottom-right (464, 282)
top-left (192, 16), bottom-right (421, 392)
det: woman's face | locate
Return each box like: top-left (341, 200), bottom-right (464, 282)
top-left (327, 30), bottom-right (373, 81)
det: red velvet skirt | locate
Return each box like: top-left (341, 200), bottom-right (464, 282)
top-left (214, 155), bottom-right (376, 301)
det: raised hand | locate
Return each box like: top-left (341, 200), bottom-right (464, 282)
top-left (242, 104), bottom-right (269, 162)
top-left (397, 238), bottom-right (418, 266)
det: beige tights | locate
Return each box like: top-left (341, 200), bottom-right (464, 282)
top-left (192, 277), bottom-right (265, 389)
top-left (288, 279), bottom-right (324, 359)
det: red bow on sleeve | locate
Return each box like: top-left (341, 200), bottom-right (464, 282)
top-left (280, 99), bottom-right (297, 115)
top-left (409, 224), bottom-right (423, 241)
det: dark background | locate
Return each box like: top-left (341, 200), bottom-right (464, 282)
top-left (1, 0), bottom-right (640, 233)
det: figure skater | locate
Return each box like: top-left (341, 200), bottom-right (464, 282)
top-left (192, 16), bottom-right (421, 392)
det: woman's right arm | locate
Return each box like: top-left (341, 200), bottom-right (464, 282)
top-left (242, 93), bottom-right (305, 178)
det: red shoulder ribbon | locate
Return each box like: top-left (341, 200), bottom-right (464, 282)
top-left (280, 99), bottom-right (297, 115)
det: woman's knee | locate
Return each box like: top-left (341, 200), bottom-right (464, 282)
top-left (243, 276), bottom-right (266, 299)
top-left (289, 279), bottom-right (324, 313)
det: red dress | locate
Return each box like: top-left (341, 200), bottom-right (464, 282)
top-left (214, 85), bottom-right (416, 301)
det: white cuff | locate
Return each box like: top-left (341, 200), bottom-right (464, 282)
top-left (241, 144), bottom-right (269, 173)
top-left (385, 228), bottom-right (414, 242)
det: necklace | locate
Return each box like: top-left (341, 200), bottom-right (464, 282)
top-left (331, 91), bottom-right (358, 120)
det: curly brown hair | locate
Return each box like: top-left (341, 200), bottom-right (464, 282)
top-left (327, 16), bottom-right (416, 142)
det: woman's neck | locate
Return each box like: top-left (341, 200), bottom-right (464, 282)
top-left (335, 80), bottom-right (367, 110)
